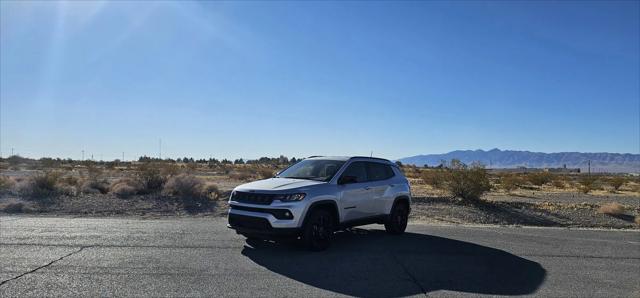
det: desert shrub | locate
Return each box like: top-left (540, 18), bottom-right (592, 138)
top-left (257, 167), bottom-right (275, 179)
top-left (163, 174), bottom-right (205, 198)
top-left (59, 175), bottom-right (80, 187)
top-left (81, 179), bottom-right (110, 194)
top-left (551, 177), bottom-right (566, 189)
top-left (421, 170), bottom-right (447, 189)
top-left (444, 161), bottom-right (491, 201)
top-left (597, 202), bottom-right (625, 215)
top-left (499, 174), bottom-right (522, 193)
top-left (0, 176), bottom-right (16, 193)
top-left (578, 176), bottom-right (598, 194)
top-left (20, 171), bottom-right (62, 198)
top-left (635, 216), bottom-right (640, 225)
top-left (230, 169), bottom-right (253, 181)
top-left (3, 202), bottom-right (24, 213)
top-left (608, 176), bottom-right (626, 192)
top-left (135, 163), bottom-right (178, 194)
top-left (110, 178), bottom-right (141, 197)
top-left (200, 182), bottom-right (220, 200)
top-left (527, 172), bottom-right (554, 186)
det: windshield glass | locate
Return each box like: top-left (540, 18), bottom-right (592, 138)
top-left (277, 159), bottom-right (346, 181)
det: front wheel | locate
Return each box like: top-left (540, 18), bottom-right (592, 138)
top-left (385, 203), bottom-right (409, 235)
top-left (301, 209), bottom-right (334, 251)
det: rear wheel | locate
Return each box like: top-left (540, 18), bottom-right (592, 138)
top-left (301, 209), bottom-right (334, 251)
top-left (385, 202), bottom-right (408, 235)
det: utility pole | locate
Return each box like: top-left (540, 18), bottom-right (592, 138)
top-left (588, 160), bottom-right (591, 176)
top-left (11, 148), bottom-right (14, 156)
top-left (159, 138), bottom-right (162, 160)
top-left (82, 150), bottom-right (85, 161)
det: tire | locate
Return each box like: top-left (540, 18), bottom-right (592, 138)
top-left (301, 209), bottom-right (334, 251)
top-left (385, 202), bottom-right (408, 235)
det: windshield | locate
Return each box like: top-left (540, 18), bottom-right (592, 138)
top-left (277, 159), bottom-right (346, 181)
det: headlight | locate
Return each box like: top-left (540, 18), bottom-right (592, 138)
top-left (275, 193), bottom-right (306, 202)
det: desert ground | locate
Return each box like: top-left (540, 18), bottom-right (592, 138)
top-left (1, 157), bottom-right (638, 229)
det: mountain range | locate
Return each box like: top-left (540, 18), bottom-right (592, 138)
top-left (397, 149), bottom-right (640, 173)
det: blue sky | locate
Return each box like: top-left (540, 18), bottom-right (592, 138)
top-left (1, 1), bottom-right (638, 160)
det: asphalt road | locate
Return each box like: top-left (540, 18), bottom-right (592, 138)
top-left (1, 216), bottom-right (638, 297)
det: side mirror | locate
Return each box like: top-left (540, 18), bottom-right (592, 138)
top-left (338, 175), bottom-right (358, 185)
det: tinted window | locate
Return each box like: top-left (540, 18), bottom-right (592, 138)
top-left (277, 159), bottom-right (346, 181)
top-left (340, 161), bottom-right (368, 183)
top-left (367, 162), bottom-right (395, 181)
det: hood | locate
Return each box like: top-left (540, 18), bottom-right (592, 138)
top-left (235, 178), bottom-right (326, 192)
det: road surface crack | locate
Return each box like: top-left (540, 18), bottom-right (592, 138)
top-left (391, 254), bottom-right (428, 297)
top-left (0, 245), bottom-right (92, 287)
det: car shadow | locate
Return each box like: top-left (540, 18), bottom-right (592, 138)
top-left (242, 229), bottom-right (546, 297)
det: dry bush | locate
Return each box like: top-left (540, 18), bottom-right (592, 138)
top-left (421, 170), bottom-right (447, 189)
top-left (597, 202), bottom-right (625, 215)
top-left (444, 161), bottom-right (491, 201)
top-left (200, 182), bottom-right (220, 200)
top-left (608, 176), bottom-right (627, 192)
top-left (110, 178), bottom-right (141, 197)
top-left (230, 168), bottom-right (253, 181)
top-left (527, 172), bottom-right (554, 186)
top-left (578, 176), bottom-right (598, 194)
top-left (257, 167), bottom-right (275, 179)
top-left (635, 216), bottom-right (640, 225)
top-left (19, 171), bottom-right (62, 198)
top-left (163, 174), bottom-right (205, 198)
top-left (551, 178), bottom-right (566, 189)
top-left (135, 163), bottom-right (179, 194)
top-left (81, 179), bottom-right (110, 194)
top-left (499, 174), bottom-right (522, 193)
top-left (0, 176), bottom-right (16, 193)
top-left (3, 202), bottom-right (25, 213)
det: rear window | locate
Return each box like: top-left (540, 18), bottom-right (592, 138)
top-left (366, 162), bottom-right (395, 181)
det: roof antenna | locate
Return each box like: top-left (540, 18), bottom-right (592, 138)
top-left (370, 151), bottom-right (373, 158)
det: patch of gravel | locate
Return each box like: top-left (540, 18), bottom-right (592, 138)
top-left (410, 197), bottom-right (639, 229)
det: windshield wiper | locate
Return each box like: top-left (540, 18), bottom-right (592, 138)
top-left (280, 176), bottom-right (314, 180)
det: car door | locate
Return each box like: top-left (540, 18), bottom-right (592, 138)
top-left (337, 161), bottom-right (375, 221)
top-left (365, 162), bottom-right (396, 215)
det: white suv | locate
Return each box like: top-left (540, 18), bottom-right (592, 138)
top-left (227, 156), bottom-right (411, 250)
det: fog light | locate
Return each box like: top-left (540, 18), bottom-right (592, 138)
top-left (285, 211), bottom-right (291, 217)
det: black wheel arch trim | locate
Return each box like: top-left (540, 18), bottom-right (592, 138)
top-left (302, 200), bottom-right (340, 228)
top-left (392, 195), bottom-right (411, 213)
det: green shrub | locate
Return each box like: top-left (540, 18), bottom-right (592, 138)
top-left (444, 161), bottom-right (491, 201)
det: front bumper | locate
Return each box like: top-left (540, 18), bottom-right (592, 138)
top-left (227, 213), bottom-right (301, 238)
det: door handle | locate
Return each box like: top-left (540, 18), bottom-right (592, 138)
top-left (389, 184), bottom-right (395, 187)
top-left (364, 186), bottom-right (371, 190)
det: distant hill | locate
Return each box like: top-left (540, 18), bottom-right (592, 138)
top-left (397, 149), bottom-right (640, 173)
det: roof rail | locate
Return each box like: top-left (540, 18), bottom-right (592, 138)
top-left (307, 155), bottom-right (324, 158)
top-left (348, 156), bottom-right (391, 162)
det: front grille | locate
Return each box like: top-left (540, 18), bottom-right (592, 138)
top-left (228, 214), bottom-right (272, 231)
top-left (230, 205), bottom-right (293, 220)
top-left (232, 191), bottom-right (275, 205)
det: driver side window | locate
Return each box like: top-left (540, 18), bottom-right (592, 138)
top-left (340, 161), bottom-right (368, 183)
